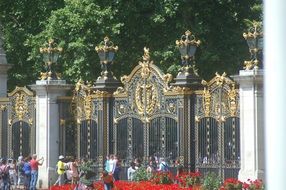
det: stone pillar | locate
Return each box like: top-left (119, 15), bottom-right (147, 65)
top-left (0, 29), bottom-right (12, 97)
top-left (30, 80), bottom-right (72, 188)
top-left (265, 0), bottom-right (286, 189)
top-left (233, 69), bottom-right (265, 181)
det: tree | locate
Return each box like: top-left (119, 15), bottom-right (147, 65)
top-left (0, 0), bottom-right (64, 89)
top-left (0, 0), bottom-right (262, 89)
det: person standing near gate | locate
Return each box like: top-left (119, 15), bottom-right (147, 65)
top-left (29, 154), bottom-right (44, 190)
top-left (23, 156), bottom-right (32, 190)
top-left (54, 155), bottom-right (65, 186)
top-left (17, 156), bottom-right (25, 189)
top-left (0, 158), bottom-right (10, 190)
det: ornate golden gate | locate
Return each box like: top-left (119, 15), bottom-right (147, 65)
top-left (113, 48), bottom-right (179, 164)
top-left (0, 87), bottom-right (36, 158)
top-left (194, 73), bottom-right (240, 179)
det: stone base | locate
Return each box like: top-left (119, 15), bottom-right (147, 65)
top-left (239, 169), bottom-right (265, 182)
top-left (38, 167), bottom-right (57, 188)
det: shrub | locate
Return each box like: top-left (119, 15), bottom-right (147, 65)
top-left (133, 167), bottom-right (152, 181)
top-left (202, 172), bottom-right (221, 190)
top-left (150, 171), bottom-right (174, 184)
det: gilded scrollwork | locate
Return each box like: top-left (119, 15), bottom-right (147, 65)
top-left (163, 73), bottom-right (173, 84)
top-left (0, 104), bottom-right (6, 111)
top-left (214, 72), bottom-right (227, 86)
top-left (94, 90), bottom-right (112, 98)
top-left (166, 102), bottom-right (176, 114)
top-left (165, 86), bottom-right (192, 95)
top-left (135, 81), bottom-right (158, 116)
top-left (113, 87), bottom-right (127, 97)
top-left (8, 86), bottom-right (34, 125)
top-left (72, 80), bottom-right (97, 123)
top-left (199, 72), bottom-right (238, 120)
top-left (139, 47), bottom-right (153, 79)
top-left (202, 87), bottom-right (211, 117)
top-left (228, 83), bottom-right (238, 117)
top-left (15, 93), bottom-right (28, 120)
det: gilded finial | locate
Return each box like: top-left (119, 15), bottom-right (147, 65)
top-left (143, 47), bottom-right (150, 61)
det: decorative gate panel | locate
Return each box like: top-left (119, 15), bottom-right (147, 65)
top-left (195, 73), bottom-right (240, 179)
top-left (73, 81), bottom-right (99, 159)
top-left (132, 118), bottom-right (144, 159)
top-left (7, 87), bottom-right (36, 158)
top-left (113, 48), bottom-right (178, 163)
top-left (165, 117), bottom-right (178, 161)
top-left (79, 120), bottom-right (97, 159)
top-left (149, 118), bottom-right (161, 157)
top-left (116, 118), bottom-right (128, 159)
top-left (12, 121), bottom-right (30, 158)
top-left (58, 98), bottom-right (77, 157)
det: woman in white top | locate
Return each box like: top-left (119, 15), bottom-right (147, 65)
top-left (127, 162), bottom-right (137, 181)
top-left (8, 159), bottom-right (17, 189)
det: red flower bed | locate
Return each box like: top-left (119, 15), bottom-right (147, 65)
top-left (50, 175), bottom-right (263, 190)
top-left (97, 181), bottom-right (196, 190)
top-left (50, 184), bottom-right (77, 190)
top-left (50, 181), bottom-right (197, 190)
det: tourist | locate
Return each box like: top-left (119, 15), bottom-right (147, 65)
top-left (134, 158), bottom-right (141, 168)
top-left (101, 170), bottom-right (113, 190)
top-left (23, 156), bottom-right (31, 190)
top-left (29, 154), bottom-right (44, 190)
top-left (8, 158), bottom-right (17, 189)
top-left (66, 157), bottom-right (79, 184)
top-left (17, 156), bottom-right (25, 189)
top-left (54, 155), bottom-right (65, 186)
top-left (104, 155), bottom-right (110, 173)
top-left (146, 160), bottom-right (155, 174)
top-left (158, 157), bottom-right (169, 172)
top-left (127, 162), bottom-right (137, 181)
top-left (175, 159), bottom-right (184, 177)
top-left (0, 158), bottom-right (10, 190)
top-left (108, 155), bottom-right (116, 174)
top-left (113, 157), bottom-right (121, 181)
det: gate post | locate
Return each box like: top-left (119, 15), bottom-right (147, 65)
top-left (173, 83), bottom-right (201, 170)
top-left (233, 69), bottom-right (265, 181)
top-left (93, 90), bottom-right (116, 170)
top-left (94, 36), bottom-right (121, 171)
top-left (174, 29), bottom-right (202, 170)
top-left (173, 66), bottom-right (202, 170)
top-left (30, 80), bottom-right (72, 188)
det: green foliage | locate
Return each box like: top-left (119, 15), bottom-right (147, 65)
top-left (0, 0), bottom-right (262, 89)
top-left (202, 172), bottom-right (221, 190)
top-left (133, 167), bottom-right (151, 181)
top-left (0, 0), bottom-right (65, 89)
top-left (150, 172), bottom-right (173, 184)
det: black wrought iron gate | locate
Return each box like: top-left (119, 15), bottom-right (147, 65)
top-left (195, 73), bottom-right (240, 179)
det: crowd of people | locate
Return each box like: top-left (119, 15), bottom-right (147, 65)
top-left (0, 154), bottom-right (44, 190)
top-left (1, 154), bottom-right (183, 190)
top-left (102, 155), bottom-right (183, 190)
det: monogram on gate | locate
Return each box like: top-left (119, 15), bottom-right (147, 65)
top-left (135, 81), bottom-right (158, 116)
